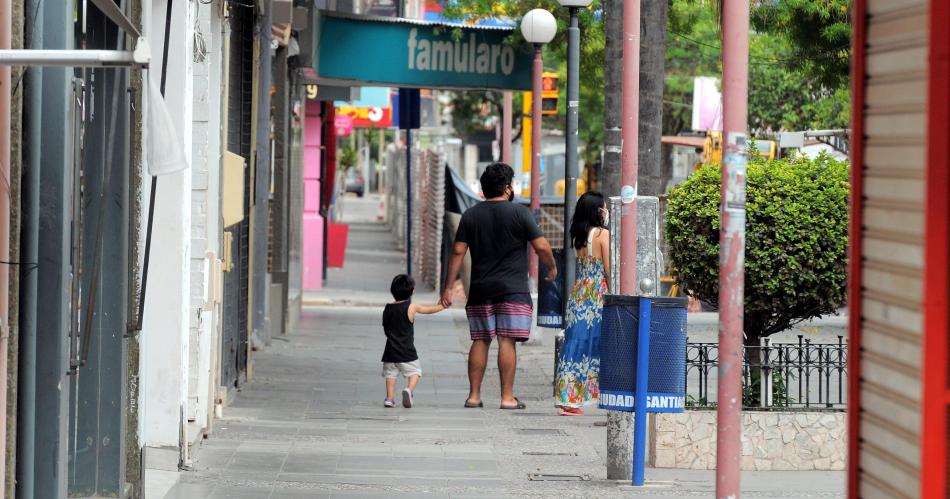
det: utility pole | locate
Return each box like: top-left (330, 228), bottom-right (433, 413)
top-left (716, 0), bottom-right (750, 497)
top-left (0, 0), bottom-right (11, 490)
top-left (607, 0), bottom-right (640, 481)
top-left (561, 2), bottom-right (585, 302)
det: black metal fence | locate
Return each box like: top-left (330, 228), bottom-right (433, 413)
top-left (686, 336), bottom-right (847, 410)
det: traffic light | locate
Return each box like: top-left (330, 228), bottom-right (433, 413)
top-left (541, 71), bottom-right (559, 116)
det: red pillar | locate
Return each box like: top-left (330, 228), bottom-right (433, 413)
top-left (716, 0), bottom-right (750, 496)
top-left (921, 0), bottom-right (950, 495)
top-left (529, 46), bottom-right (543, 282)
top-left (619, 0), bottom-right (640, 294)
top-left (846, 1), bottom-right (867, 496)
top-left (502, 91), bottom-right (512, 164)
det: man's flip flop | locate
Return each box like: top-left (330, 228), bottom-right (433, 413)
top-left (500, 398), bottom-right (526, 410)
top-left (464, 400), bottom-right (484, 408)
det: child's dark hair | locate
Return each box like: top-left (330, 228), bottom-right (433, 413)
top-left (391, 274), bottom-right (415, 301)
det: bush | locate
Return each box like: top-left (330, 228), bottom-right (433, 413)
top-left (665, 153), bottom-right (849, 346)
top-left (339, 147), bottom-right (358, 171)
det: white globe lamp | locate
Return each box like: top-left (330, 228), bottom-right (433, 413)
top-left (520, 9), bottom-right (557, 45)
top-left (556, 0), bottom-right (593, 7)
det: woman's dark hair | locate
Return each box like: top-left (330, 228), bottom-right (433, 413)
top-left (390, 274), bottom-right (415, 301)
top-left (570, 191), bottom-right (607, 250)
top-left (480, 162), bottom-right (514, 198)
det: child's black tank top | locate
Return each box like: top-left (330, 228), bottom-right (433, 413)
top-left (381, 301), bottom-right (417, 363)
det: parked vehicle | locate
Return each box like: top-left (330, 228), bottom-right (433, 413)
top-left (344, 166), bottom-right (365, 197)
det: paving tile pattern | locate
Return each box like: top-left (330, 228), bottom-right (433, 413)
top-left (169, 221), bottom-right (845, 499)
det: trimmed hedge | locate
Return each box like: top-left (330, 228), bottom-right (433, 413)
top-left (665, 153), bottom-right (849, 344)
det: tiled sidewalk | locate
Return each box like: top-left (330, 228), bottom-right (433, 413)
top-left (168, 303), bottom-right (844, 498)
top-left (166, 221), bottom-right (844, 498)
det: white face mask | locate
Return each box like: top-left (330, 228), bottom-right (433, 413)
top-left (601, 209), bottom-right (609, 227)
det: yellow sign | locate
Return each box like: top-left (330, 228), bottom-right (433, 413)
top-left (223, 151), bottom-right (245, 227)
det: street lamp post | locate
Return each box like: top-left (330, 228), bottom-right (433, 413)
top-left (557, 0), bottom-right (591, 314)
top-left (520, 9), bottom-right (556, 282)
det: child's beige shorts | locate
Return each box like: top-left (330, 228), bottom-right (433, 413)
top-left (382, 360), bottom-right (422, 379)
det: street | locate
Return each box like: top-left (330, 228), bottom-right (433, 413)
top-left (3, 0), bottom-right (946, 496)
top-left (163, 196), bottom-right (844, 498)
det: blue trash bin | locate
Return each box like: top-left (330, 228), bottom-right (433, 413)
top-left (598, 295), bottom-right (688, 413)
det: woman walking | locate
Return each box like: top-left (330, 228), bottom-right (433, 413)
top-left (555, 192), bottom-right (610, 416)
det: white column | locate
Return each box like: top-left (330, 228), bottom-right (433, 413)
top-left (140, 0), bottom-right (194, 471)
top-left (188, 0), bottom-right (224, 441)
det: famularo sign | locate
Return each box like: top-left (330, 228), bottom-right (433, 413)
top-left (316, 14), bottom-right (532, 91)
top-left (408, 29), bottom-right (517, 75)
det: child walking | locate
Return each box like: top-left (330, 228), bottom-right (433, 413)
top-left (382, 274), bottom-right (444, 408)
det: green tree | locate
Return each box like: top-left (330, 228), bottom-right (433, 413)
top-left (338, 147), bottom-right (358, 171)
top-left (440, 2), bottom-right (606, 167)
top-left (446, 90), bottom-right (510, 140)
top-left (443, 0), bottom-right (852, 165)
top-left (663, 0), bottom-right (850, 136)
top-left (664, 0), bottom-right (719, 135)
top-left (665, 154), bottom-right (849, 347)
top-left (751, 0), bottom-right (851, 90)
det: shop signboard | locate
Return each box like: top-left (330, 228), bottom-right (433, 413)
top-left (316, 13), bottom-right (532, 90)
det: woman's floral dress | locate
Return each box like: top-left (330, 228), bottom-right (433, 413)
top-left (555, 230), bottom-right (608, 408)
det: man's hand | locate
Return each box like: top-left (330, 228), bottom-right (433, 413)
top-left (531, 236), bottom-right (558, 283)
top-left (440, 287), bottom-right (454, 308)
top-left (442, 242), bottom-right (468, 309)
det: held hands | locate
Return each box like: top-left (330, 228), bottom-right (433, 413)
top-left (545, 266), bottom-right (558, 283)
top-left (440, 287), bottom-right (454, 308)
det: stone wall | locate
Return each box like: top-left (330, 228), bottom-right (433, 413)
top-left (652, 410), bottom-right (846, 471)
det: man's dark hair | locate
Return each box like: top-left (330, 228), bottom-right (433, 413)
top-left (480, 162), bottom-right (514, 198)
top-left (390, 274), bottom-right (415, 301)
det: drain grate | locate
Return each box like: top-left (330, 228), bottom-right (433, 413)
top-left (523, 451), bottom-right (578, 456)
top-left (593, 421), bottom-right (607, 427)
top-left (528, 473), bottom-right (591, 481)
top-left (515, 428), bottom-right (567, 436)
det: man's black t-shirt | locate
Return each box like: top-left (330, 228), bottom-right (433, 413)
top-left (454, 201), bottom-right (544, 303)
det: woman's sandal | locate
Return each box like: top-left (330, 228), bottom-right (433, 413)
top-left (558, 407), bottom-right (585, 416)
top-left (499, 397), bottom-right (527, 410)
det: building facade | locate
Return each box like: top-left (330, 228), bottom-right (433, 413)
top-left (2, 0), bottom-right (319, 496)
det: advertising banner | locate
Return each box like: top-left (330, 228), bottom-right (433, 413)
top-left (335, 105), bottom-right (393, 128)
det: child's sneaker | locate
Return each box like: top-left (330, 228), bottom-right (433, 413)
top-left (384, 399), bottom-right (396, 408)
top-left (402, 388), bottom-right (413, 408)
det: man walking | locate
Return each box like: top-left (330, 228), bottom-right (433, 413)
top-left (441, 162), bottom-right (557, 409)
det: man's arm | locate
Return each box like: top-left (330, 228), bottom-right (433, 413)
top-left (530, 236), bottom-right (557, 281)
top-left (441, 241), bottom-right (468, 307)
